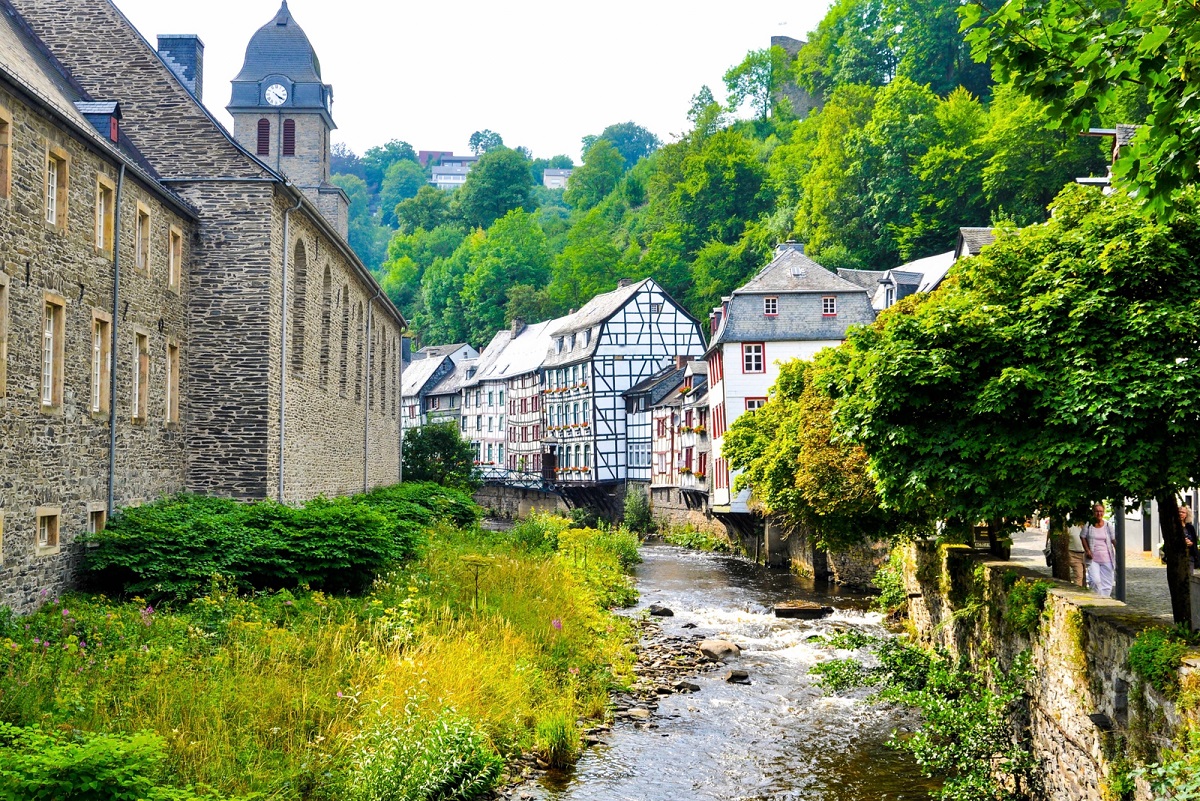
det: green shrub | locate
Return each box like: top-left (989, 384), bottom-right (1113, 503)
top-left (0, 723), bottom-right (232, 800)
top-left (534, 711), bottom-right (580, 768)
top-left (358, 482), bottom-right (481, 530)
top-left (662, 525), bottom-right (730, 552)
top-left (569, 507), bottom-right (601, 529)
top-left (809, 658), bottom-right (878, 692)
top-left (622, 487), bottom-right (654, 535)
top-left (506, 516), bottom-right (562, 554)
top-left (345, 709), bottom-right (502, 801)
top-left (1128, 625), bottom-right (1200, 698)
top-left (1003, 575), bottom-right (1054, 636)
top-left (872, 548), bottom-right (908, 614)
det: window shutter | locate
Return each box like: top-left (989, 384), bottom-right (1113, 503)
top-left (283, 119), bottom-right (296, 156)
top-left (256, 119), bottom-right (270, 156)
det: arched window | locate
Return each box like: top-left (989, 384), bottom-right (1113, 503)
top-left (318, 267), bottom-right (332, 388)
top-left (353, 302), bottom-right (364, 402)
top-left (256, 119), bottom-right (270, 156)
top-left (339, 287), bottom-right (350, 396)
top-left (282, 119), bottom-right (296, 157)
top-left (290, 240), bottom-right (307, 374)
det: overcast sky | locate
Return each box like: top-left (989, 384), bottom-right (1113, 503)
top-left (112, 0), bottom-right (833, 161)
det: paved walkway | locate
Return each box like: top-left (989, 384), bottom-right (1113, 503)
top-left (1010, 526), bottom-right (1174, 621)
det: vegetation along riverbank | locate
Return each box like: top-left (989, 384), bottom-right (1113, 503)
top-left (0, 492), bottom-right (641, 800)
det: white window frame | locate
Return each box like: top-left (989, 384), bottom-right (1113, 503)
top-left (742, 342), bottom-right (764, 374)
top-left (763, 296), bottom-right (778, 316)
top-left (822, 296), bottom-right (837, 316)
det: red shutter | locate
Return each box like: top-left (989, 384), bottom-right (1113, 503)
top-left (256, 119), bottom-right (270, 156)
top-left (282, 119), bottom-right (296, 156)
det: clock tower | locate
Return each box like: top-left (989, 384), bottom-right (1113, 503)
top-left (228, 1), bottom-right (347, 235)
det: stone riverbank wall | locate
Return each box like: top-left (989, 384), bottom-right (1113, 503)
top-left (903, 543), bottom-right (1198, 801)
top-left (473, 485), bottom-right (569, 519)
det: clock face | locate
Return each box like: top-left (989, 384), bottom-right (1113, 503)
top-left (265, 83), bottom-right (288, 106)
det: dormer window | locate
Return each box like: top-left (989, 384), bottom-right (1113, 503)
top-left (556, 338), bottom-right (563, 353)
top-left (885, 287), bottom-right (895, 307)
top-left (763, 297), bottom-right (778, 316)
top-left (822, 296), bottom-right (837, 316)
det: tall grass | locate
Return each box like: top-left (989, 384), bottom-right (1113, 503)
top-left (0, 519), bottom-right (638, 799)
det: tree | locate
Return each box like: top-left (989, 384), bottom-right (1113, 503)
top-left (329, 174), bottom-right (390, 269)
top-left (794, 0), bottom-right (894, 98)
top-left (403, 422), bottom-right (480, 491)
top-left (379, 160), bottom-right (429, 226)
top-left (460, 210), bottom-right (552, 345)
top-left (833, 185), bottom-right (1200, 625)
top-left (455, 147), bottom-right (534, 229)
top-left (962, 0), bottom-right (1196, 218)
top-left (468, 129), bottom-right (505, 155)
top-left (361, 139), bottom-right (418, 192)
top-left (723, 46), bottom-right (792, 120)
top-left (672, 129), bottom-right (771, 252)
top-left (379, 223), bottom-right (465, 315)
top-left (687, 85), bottom-right (727, 137)
top-left (394, 186), bottom-right (453, 233)
top-left (582, 122), bottom-right (661, 169)
top-left (331, 142), bottom-right (365, 181)
top-left (530, 154), bottom-right (574, 185)
top-left (547, 210), bottom-right (623, 313)
top-left (564, 140), bottom-right (625, 211)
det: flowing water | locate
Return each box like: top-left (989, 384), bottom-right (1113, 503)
top-left (530, 544), bottom-right (939, 801)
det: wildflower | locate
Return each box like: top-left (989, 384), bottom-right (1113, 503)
top-left (337, 691), bottom-right (343, 698)
top-left (568, 667), bottom-right (579, 675)
top-left (31, 638), bottom-right (39, 646)
top-left (551, 618), bottom-right (562, 631)
top-left (284, 600), bottom-right (293, 606)
top-left (62, 608), bottom-right (69, 617)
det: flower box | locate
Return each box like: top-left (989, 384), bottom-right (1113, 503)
top-left (694, 426), bottom-right (707, 435)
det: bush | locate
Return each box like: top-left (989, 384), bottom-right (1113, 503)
top-left (622, 487), bottom-right (654, 535)
top-left (1003, 575), bottom-right (1053, 636)
top-left (0, 723), bottom-right (232, 800)
top-left (345, 709), bottom-right (502, 801)
top-left (872, 548), bottom-right (908, 614)
top-left (402, 423), bottom-right (481, 491)
top-left (1128, 625), bottom-right (1200, 697)
top-left (662, 525), bottom-right (730, 552)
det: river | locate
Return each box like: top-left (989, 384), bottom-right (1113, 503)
top-left (528, 543), bottom-right (939, 801)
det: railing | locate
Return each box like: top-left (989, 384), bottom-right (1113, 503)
top-left (478, 466), bottom-right (555, 492)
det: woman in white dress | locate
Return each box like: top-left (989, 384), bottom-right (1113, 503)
top-left (1082, 502), bottom-right (1117, 598)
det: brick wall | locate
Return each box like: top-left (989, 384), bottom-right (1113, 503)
top-left (0, 82), bottom-right (192, 613)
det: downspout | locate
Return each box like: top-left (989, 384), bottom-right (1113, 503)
top-left (279, 190), bottom-right (303, 503)
top-left (364, 288), bottom-right (382, 492)
top-left (106, 164), bottom-right (126, 516)
top-left (397, 329), bottom-right (404, 484)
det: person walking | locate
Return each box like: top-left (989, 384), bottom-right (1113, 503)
top-left (1180, 506), bottom-right (1198, 571)
top-left (1066, 520), bottom-right (1088, 588)
top-left (1082, 502), bottom-right (1117, 598)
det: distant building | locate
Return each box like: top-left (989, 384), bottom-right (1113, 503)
top-left (431, 164), bottom-right (469, 190)
top-left (706, 243), bottom-right (874, 518)
top-left (543, 168), bottom-right (572, 189)
top-left (772, 35), bottom-right (819, 118)
top-left (418, 150), bottom-right (452, 167)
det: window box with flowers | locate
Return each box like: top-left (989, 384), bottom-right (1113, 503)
top-left (582, 422), bottom-right (589, 428)
top-left (581, 467), bottom-right (590, 473)
top-left (679, 467), bottom-right (693, 475)
top-left (694, 425), bottom-right (707, 435)
top-left (694, 472), bottom-right (707, 480)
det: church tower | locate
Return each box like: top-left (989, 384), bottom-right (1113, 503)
top-left (228, 1), bottom-right (348, 235)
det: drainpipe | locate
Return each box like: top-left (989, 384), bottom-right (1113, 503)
top-left (364, 288), bottom-right (382, 493)
top-left (397, 329), bottom-right (404, 484)
top-left (106, 164), bottom-right (126, 516)
top-left (279, 190), bottom-right (303, 503)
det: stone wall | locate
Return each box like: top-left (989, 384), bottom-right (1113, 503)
top-left (905, 543), bottom-right (1196, 801)
top-left (650, 486), bottom-right (727, 538)
top-left (0, 80), bottom-right (192, 613)
top-left (474, 486), bottom-right (568, 519)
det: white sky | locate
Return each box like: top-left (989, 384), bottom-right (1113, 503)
top-left (113, 0), bottom-right (833, 161)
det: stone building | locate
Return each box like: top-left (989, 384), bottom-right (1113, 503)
top-left (0, 0), bottom-right (406, 612)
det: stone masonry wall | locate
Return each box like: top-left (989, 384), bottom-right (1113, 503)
top-left (905, 543), bottom-right (1196, 801)
top-left (0, 81), bottom-right (192, 613)
top-left (474, 486), bottom-right (569, 519)
top-left (650, 486), bottom-right (728, 538)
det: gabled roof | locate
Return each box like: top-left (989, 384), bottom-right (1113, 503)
top-left (426, 358), bottom-right (475, 397)
top-left (735, 247), bottom-right (869, 295)
top-left (956, 228), bottom-right (996, 259)
top-left (476, 321), bottom-right (555, 382)
top-left (625, 365), bottom-right (686, 407)
top-left (461, 331), bottom-right (513, 389)
top-left (836, 268), bottom-right (887, 291)
top-left (401, 354), bottom-right (450, 397)
top-left (547, 279), bottom-right (649, 336)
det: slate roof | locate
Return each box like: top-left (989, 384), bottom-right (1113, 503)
top-left (417, 343), bottom-right (476, 362)
top-left (625, 366), bottom-right (686, 407)
top-left (460, 331), bottom-right (513, 389)
top-left (401, 355), bottom-right (449, 397)
top-left (475, 321), bottom-right (555, 383)
top-left (956, 228), bottom-right (996, 259)
top-left (548, 280), bottom-right (648, 336)
top-left (234, 1), bottom-right (322, 83)
top-left (734, 248), bottom-right (868, 295)
top-left (73, 100), bottom-right (119, 115)
top-left (836, 269), bottom-right (887, 291)
top-left (426, 358), bottom-right (475, 397)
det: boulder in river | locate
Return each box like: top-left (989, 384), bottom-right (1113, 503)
top-left (648, 604), bottom-right (674, 617)
top-left (724, 669), bottom-right (751, 685)
top-left (697, 639), bottom-right (741, 661)
top-left (773, 600), bottom-right (833, 619)
top-left (673, 680), bottom-right (701, 693)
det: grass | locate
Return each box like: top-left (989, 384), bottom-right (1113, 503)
top-left (0, 516), bottom-right (640, 799)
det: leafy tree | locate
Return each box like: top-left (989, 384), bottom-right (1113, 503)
top-left (672, 129), bottom-right (771, 251)
top-left (361, 139), bottom-right (418, 192)
top-left (723, 45), bottom-right (792, 120)
top-left (548, 210), bottom-right (624, 313)
top-left (794, 0), bottom-right (894, 98)
top-left (962, 0), bottom-right (1193, 217)
top-left (329, 173), bottom-right (390, 269)
top-left (564, 139), bottom-right (625, 211)
top-left (417, 232), bottom-right (480, 344)
top-left (530, 154), bottom-right (574, 184)
top-left (402, 422), bottom-right (481, 491)
top-left (379, 159), bottom-right (429, 226)
top-left (331, 142), bottom-right (366, 181)
top-left (887, 0), bottom-right (991, 98)
top-left (687, 85), bottom-right (727, 137)
top-left (394, 185), bottom-right (454, 233)
top-left (468, 129), bottom-right (505, 155)
top-left (455, 147), bottom-right (534, 229)
top-left (460, 210), bottom-right (553, 345)
top-left (582, 122), bottom-right (661, 169)
top-left (833, 185), bottom-right (1200, 624)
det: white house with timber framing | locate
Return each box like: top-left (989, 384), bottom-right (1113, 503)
top-left (540, 278), bottom-right (706, 509)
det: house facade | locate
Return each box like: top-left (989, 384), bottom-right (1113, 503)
top-left (707, 243), bottom-right (874, 516)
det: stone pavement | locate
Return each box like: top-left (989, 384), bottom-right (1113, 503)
top-left (1010, 526), bottom-right (1174, 621)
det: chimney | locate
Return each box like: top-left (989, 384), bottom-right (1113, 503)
top-left (675, 355), bottom-right (689, 369)
top-left (401, 336), bottom-right (412, 363)
top-left (617, 278), bottom-right (633, 288)
top-left (510, 317), bottom-right (526, 337)
top-left (157, 35), bottom-right (205, 101)
top-left (709, 308), bottom-right (721, 337)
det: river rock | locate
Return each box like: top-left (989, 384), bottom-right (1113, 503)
top-left (681, 622), bottom-right (697, 629)
top-left (648, 604), bottom-right (674, 617)
top-left (773, 600), bottom-right (833, 619)
top-left (628, 707), bottom-right (652, 719)
top-left (673, 680), bottom-right (701, 693)
top-left (697, 639), bottom-right (741, 661)
top-left (724, 669), bottom-right (751, 685)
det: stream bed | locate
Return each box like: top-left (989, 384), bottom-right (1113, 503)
top-left (528, 544), bottom-right (939, 801)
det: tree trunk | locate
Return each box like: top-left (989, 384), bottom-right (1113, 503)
top-left (1156, 491), bottom-right (1193, 628)
top-left (1049, 515), bottom-right (1071, 582)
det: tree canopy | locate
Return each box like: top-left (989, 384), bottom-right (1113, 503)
top-left (455, 147), bottom-right (534, 230)
top-left (402, 422), bottom-right (480, 491)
